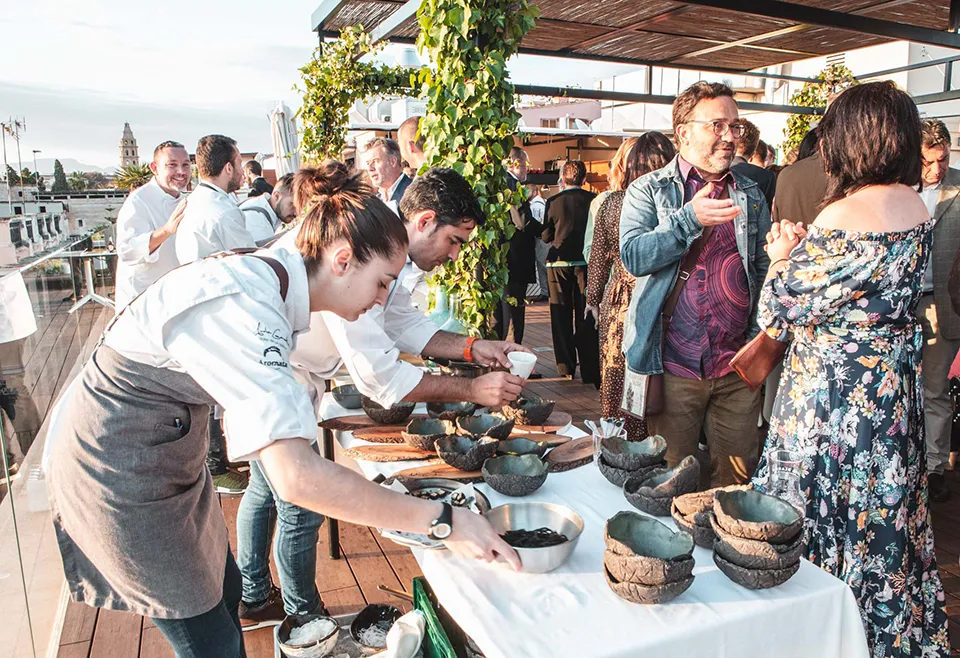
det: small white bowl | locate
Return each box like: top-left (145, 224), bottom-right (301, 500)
top-left (507, 352), bottom-right (537, 379)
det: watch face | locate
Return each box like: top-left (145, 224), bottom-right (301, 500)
top-left (431, 522), bottom-right (452, 540)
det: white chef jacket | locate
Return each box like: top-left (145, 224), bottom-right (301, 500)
top-left (240, 194), bottom-right (280, 244)
top-left (175, 181), bottom-right (256, 264)
top-left (104, 247), bottom-right (316, 461)
top-left (114, 178), bottom-right (183, 310)
top-left (271, 228), bottom-right (440, 409)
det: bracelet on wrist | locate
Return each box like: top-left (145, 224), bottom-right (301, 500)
top-left (463, 336), bottom-right (478, 362)
top-left (770, 258), bottom-right (789, 269)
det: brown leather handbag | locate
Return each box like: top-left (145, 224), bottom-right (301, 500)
top-left (730, 331), bottom-right (787, 392)
top-left (644, 227), bottom-right (713, 416)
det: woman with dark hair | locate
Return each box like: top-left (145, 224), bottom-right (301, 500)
top-left (586, 132), bottom-right (676, 439)
top-left (46, 160), bottom-right (519, 658)
top-left (756, 81), bottom-right (949, 656)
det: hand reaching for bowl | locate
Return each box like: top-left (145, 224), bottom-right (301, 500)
top-left (443, 507), bottom-right (521, 570)
top-left (469, 371), bottom-right (524, 408)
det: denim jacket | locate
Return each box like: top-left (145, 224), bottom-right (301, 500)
top-left (618, 156), bottom-right (771, 376)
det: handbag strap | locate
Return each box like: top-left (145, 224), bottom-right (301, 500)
top-left (662, 225), bottom-right (713, 328)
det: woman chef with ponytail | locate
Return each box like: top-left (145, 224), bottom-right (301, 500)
top-left (46, 161), bottom-right (519, 658)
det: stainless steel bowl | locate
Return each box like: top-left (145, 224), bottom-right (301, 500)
top-left (484, 502), bottom-right (584, 573)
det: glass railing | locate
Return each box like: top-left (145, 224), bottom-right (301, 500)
top-left (0, 222), bottom-right (117, 658)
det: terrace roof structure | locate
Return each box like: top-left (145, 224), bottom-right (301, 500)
top-left (312, 0), bottom-right (960, 78)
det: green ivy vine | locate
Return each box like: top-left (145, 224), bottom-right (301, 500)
top-left (298, 27), bottom-right (412, 160)
top-left (415, 0), bottom-right (539, 336)
top-left (782, 63), bottom-right (856, 157)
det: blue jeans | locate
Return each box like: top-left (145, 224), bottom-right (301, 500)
top-left (152, 552), bottom-right (246, 658)
top-left (236, 457), bottom-right (324, 614)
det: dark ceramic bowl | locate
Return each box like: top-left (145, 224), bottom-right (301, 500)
top-left (331, 384), bottom-right (362, 410)
top-left (361, 396), bottom-right (416, 425)
top-left (631, 455), bottom-right (701, 499)
top-left (713, 551), bottom-right (800, 590)
top-left (435, 435), bottom-right (498, 472)
top-left (604, 511), bottom-right (694, 560)
top-left (713, 489), bottom-right (803, 545)
top-left (604, 564), bottom-right (694, 605)
top-left (670, 500), bottom-right (716, 549)
top-left (597, 454), bottom-right (665, 489)
top-left (482, 454), bottom-right (548, 497)
top-left (604, 549), bottom-right (694, 586)
top-left (497, 437), bottom-right (550, 459)
top-left (599, 435), bottom-right (667, 471)
top-left (426, 401), bottom-right (478, 421)
top-left (401, 418), bottom-right (456, 452)
top-left (440, 361), bottom-right (490, 379)
top-left (457, 413), bottom-right (515, 441)
top-left (349, 603), bottom-right (402, 654)
top-left (500, 394), bottom-right (556, 426)
top-left (277, 613), bottom-right (340, 657)
top-left (710, 514), bottom-right (806, 570)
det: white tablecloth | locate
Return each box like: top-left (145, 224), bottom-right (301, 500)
top-left (320, 396), bottom-right (870, 658)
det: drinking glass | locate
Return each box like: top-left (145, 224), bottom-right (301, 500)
top-left (767, 448), bottom-right (805, 514)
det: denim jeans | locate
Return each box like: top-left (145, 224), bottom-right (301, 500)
top-left (236, 457), bottom-right (324, 614)
top-left (152, 552), bottom-right (246, 658)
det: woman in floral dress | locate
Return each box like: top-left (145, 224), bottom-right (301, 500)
top-left (755, 81), bottom-right (949, 657)
top-left (586, 132), bottom-right (675, 440)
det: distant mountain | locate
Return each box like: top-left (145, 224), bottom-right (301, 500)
top-left (33, 158), bottom-right (117, 176)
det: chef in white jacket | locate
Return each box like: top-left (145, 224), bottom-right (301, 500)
top-left (239, 173), bottom-right (296, 245)
top-left (113, 140), bottom-right (191, 310)
top-left (235, 167), bottom-right (530, 625)
top-left (175, 134), bottom-right (256, 264)
top-left (48, 162), bottom-right (519, 658)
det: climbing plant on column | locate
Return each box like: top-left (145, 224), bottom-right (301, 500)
top-left (782, 63), bottom-right (856, 157)
top-left (298, 27), bottom-right (412, 160)
top-left (415, 0), bottom-right (539, 336)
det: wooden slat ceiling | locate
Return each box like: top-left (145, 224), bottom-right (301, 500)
top-left (318, 0), bottom-right (955, 73)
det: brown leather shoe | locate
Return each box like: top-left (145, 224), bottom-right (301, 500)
top-left (239, 587), bottom-right (285, 631)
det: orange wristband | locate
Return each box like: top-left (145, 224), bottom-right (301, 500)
top-left (464, 337), bottom-right (478, 362)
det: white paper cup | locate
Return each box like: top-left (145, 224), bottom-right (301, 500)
top-left (508, 352), bottom-right (537, 379)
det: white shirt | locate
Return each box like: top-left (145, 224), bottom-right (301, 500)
top-left (272, 229), bottom-right (439, 409)
top-left (382, 173), bottom-right (407, 203)
top-left (104, 247), bottom-right (316, 461)
top-left (175, 181), bottom-right (256, 264)
top-left (529, 196), bottom-right (546, 223)
top-left (240, 194), bottom-right (280, 244)
top-left (114, 178), bottom-right (183, 310)
top-left (920, 183), bottom-right (940, 293)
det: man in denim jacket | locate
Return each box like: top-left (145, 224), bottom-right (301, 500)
top-left (619, 82), bottom-right (771, 486)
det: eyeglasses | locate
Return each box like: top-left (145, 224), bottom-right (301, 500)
top-left (687, 120), bottom-right (746, 139)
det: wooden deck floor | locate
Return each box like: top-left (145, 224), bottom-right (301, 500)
top-left (27, 302), bottom-right (960, 657)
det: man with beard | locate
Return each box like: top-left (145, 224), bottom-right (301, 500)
top-left (175, 134), bottom-right (258, 495)
top-left (619, 81), bottom-right (771, 486)
top-left (114, 140), bottom-right (191, 310)
top-left (175, 134), bottom-right (255, 264)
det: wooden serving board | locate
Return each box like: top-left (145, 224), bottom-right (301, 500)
top-left (383, 463), bottom-right (484, 485)
top-left (513, 411), bottom-right (574, 435)
top-left (343, 445), bottom-right (437, 462)
top-left (318, 414), bottom-right (427, 432)
top-left (545, 436), bottom-right (595, 472)
top-left (351, 428), bottom-right (573, 446)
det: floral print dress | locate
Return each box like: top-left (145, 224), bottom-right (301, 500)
top-left (753, 221), bottom-right (949, 657)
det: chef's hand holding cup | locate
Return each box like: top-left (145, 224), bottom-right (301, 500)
top-left (470, 372), bottom-right (523, 408)
top-left (443, 508), bottom-right (521, 570)
top-left (508, 352), bottom-right (537, 379)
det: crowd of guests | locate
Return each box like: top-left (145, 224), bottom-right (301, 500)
top-left (49, 76), bottom-right (960, 657)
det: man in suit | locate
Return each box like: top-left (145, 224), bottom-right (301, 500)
top-left (731, 119), bottom-right (775, 210)
top-left (495, 147), bottom-right (540, 345)
top-left (542, 160), bottom-right (599, 385)
top-left (771, 128), bottom-right (826, 226)
top-left (364, 137), bottom-right (412, 207)
top-left (243, 160), bottom-right (273, 198)
top-left (918, 119), bottom-right (960, 502)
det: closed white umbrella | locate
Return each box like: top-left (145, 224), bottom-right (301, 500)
top-left (270, 102), bottom-right (300, 176)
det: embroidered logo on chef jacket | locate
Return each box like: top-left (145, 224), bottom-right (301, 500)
top-left (255, 322), bottom-right (289, 347)
top-left (260, 345), bottom-right (289, 368)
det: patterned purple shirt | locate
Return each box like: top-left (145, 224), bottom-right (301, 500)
top-left (662, 157), bottom-right (750, 380)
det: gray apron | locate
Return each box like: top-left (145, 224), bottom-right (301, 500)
top-left (48, 344), bottom-right (226, 619)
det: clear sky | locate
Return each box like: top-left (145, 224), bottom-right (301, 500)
top-left (1, 0), bottom-right (639, 171)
